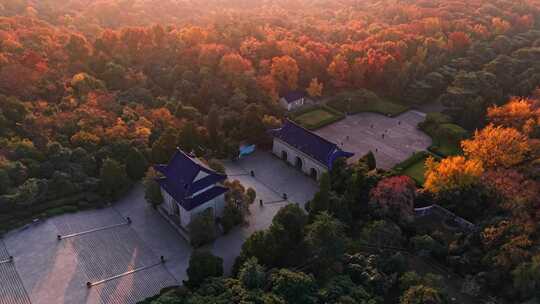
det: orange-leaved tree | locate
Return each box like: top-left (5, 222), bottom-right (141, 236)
top-left (487, 98), bottom-right (539, 135)
top-left (270, 55), bottom-right (299, 93)
top-left (306, 78), bottom-right (323, 98)
top-left (424, 156), bottom-right (484, 194)
top-left (461, 124), bottom-right (530, 168)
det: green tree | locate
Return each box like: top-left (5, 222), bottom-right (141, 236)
top-left (306, 212), bottom-right (346, 268)
top-left (410, 235), bottom-right (447, 259)
top-left (71, 147), bottom-right (97, 176)
top-left (99, 158), bottom-right (130, 200)
top-left (188, 208), bottom-right (216, 247)
top-left (360, 151), bottom-right (377, 170)
top-left (239, 257), bottom-right (266, 290)
top-left (186, 251), bottom-right (224, 288)
top-left (221, 200), bottom-right (244, 233)
top-left (400, 285), bottom-right (444, 304)
top-left (238, 231), bottom-right (273, 267)
top-left (206, 105), bottom-right (220, 149)
top-left (0, 168), bottom-right (11, 195)
top-left (273, 203), bottom-right (308, 246)
top-left (178, 121), bottom-right (200, 153)
top-left (270, 269), bottom-right (317, 304)
top-left (151, 128), bottom-right (178, 163)
top-left (309, 173), bottom-right (331, 216)
top-left (125, 148), bottom-right (148, 180)
top-left (246, 188), bottom-right (256, 204)
top-left (143, 168), bottom-right (163, 206)
top-left (0, 95), bottom-right (27, 124)
top-left (512, 255), bottom-right (540, 300)
top-left (221, 180), bottom-right (253, 232)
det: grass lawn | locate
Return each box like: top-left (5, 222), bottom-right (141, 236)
top-left (295, 109), bottom-right (335, 127)
top-left (327, 90), bottom-right (409, 117)
top-left (393, 151), bottom-right (440, 186)
top-left (402, 158), bottom-right (427, 185)
top-left (290, 106), bottom-right (344, 130)
top-left (429, 138), bottom-right (462, 157)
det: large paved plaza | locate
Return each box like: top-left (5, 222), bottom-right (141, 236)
top-left (314, 110), bottom-right (432, 169)
top-left (0, 152), bottom-right (318, 304)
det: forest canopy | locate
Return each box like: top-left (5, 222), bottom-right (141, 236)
top-left (1, 1), bottom-right (540, 303)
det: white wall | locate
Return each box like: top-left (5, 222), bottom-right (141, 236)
top-left (272, 138), bottom-right (327, 180)
top-left (160, 188), bottom-right (175, 215)
top-left (160, 187), bottom-right (226, 229)
top-left (279, 97), bottom-right (305, 111)
top-left (186, 193), bottom-right (226, 227)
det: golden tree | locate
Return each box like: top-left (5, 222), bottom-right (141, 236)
top-left (462, 124), bottom-right (530, 168)
top-left (487, 98), bottom-right (539, 134)
top-left (306, 78), bottom-right (323, 98)
top-left (270, 55), bottom-right (299, 92)
top-left (424, 156), bottom-right (484, 193)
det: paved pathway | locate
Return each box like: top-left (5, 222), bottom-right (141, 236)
top-left (0, 151), bottom-right (318, 304)
top-left (315, 110), bottom-right (432, 169)
top-left (0, 240), bottom-right (31, 304)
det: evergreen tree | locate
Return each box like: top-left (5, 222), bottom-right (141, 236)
top-left (143, 168), bottom-right (163, 206)
top-left (186, 251), bottom-right (224, 288)
top-left (360, 151), bottom-right (376, 170)
top-left (99, 158), bottom-right (130, 200)
top-left (178, 121), bottom-right (200, 153)
top-left (308, 173), bottom-right (331, 216)
top-left (125, 148), bottom-right (148, 180)
top-left (239, 257), bottom-right (266, 290)
top-left (151, 128), bottom-right (178, 163)
top-left (206, 105), bottom-right (220, 149)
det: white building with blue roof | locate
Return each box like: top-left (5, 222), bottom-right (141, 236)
top-left (154, 148), bottom-right (228, 230)
top-left (269, 120), bottom-right (354, 180)
top-left (280, 91), bottom-right (307, 111)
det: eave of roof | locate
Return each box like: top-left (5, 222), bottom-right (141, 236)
top-left (269, 120), bottom-right (353, 168)
top-left (155, 148), bottom-right (228, 211)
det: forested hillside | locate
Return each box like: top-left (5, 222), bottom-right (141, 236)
top-left (1, 1), bottom-right (540, 303)
top-left (1, 0), bottom-right (539, 234)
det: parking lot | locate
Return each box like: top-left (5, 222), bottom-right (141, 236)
top-left (0, 151), bottom-right (318, 304)
top-left (315, 110), bottom-right (432, 169)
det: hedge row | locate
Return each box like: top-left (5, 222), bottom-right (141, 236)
top-left (0, 192), bottom-right (105, 234)
top-left (393, 151), bottom-right (431, 172)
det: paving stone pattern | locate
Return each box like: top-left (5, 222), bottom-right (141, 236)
top-left (53, 210), bottom-right (177, 304)
top-left (0, 241), bottom-right (31, 304)
top-left (315, 110), bottom-right (432, 169)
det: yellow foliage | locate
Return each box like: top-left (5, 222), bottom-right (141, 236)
top-left (487, 98), bottom-right (539, 134)
top-left (306, 78), bottom-right (323, 98)
top-left (462, 124), bottom-right (530, 168)
top-left (70, 130), bottom-right (100, 147)
top-left (424, 156), bottom-right (484, 193)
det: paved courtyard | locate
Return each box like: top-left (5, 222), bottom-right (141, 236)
top-left (0, 151), bottom-right (318, 304)
top-left (315, 110), bottom-right (432, 169)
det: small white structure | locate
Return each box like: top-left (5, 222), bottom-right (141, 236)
top-left (154, 149), bottom-right (228, 230)
top-left (269, 120), bottom-right (354, 180)
top-left (280, 91), bottom-right (306, 111)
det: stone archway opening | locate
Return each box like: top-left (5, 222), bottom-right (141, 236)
top-left (310, 168), bottom-right (318, 180)
top-left (295, 157), bottom-right (303, 170)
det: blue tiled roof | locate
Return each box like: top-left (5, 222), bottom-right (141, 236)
top-left (282, 91), bottom-right (305, 104)
top-left (269, 120), bottom-right (354, 169)
top-left (155, 149), bottom-right (227, 211)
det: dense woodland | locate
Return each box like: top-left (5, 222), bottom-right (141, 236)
top-left (0, 0), bottom-right (540, 302)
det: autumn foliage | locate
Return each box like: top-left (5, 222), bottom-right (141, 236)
top-left (462, 124), bottom-right (530, 168)
top-left (424, 156), bottom-right (484, 193)
top-left (487, 98), bottom-right (540, 134)
top-left (370, 176), bottom-right (416, 222)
